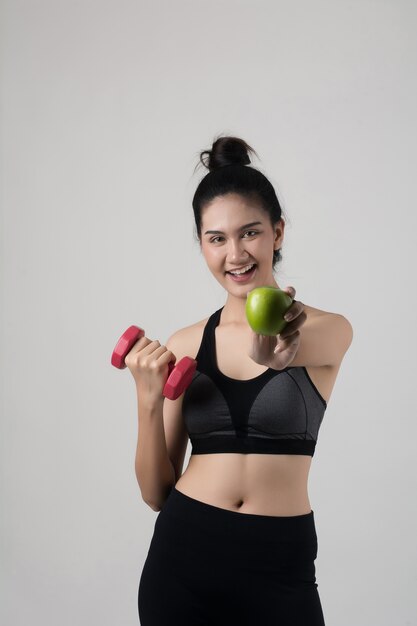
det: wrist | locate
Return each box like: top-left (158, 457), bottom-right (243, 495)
top-left (136, 388), bottom-right (164, 411)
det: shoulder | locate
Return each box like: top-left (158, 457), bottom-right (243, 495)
top-left (295, 304), bottom-right (353, 367)
top-left (304, 304), bottom-right (353, 338)
top-left (164, 315), bottom-right (210, 361)
top-left (304, 303), bottom-right (353, 325)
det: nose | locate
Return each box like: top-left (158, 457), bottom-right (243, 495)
top-left (226, 238), bottom-right (250, 263)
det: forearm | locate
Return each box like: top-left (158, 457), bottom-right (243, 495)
top-left (134, 393), bottom-right (176, 511)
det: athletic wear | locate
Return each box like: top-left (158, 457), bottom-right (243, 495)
top-left (138, 485), bottom-right (326, 625)
top-left (183, 306), bottom-right (327, 457)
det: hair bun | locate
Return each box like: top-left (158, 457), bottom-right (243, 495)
top-left (199, 134), bottom-right (258, 172)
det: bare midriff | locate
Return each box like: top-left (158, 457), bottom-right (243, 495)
top-left (174, 452), bottom-right (313, 516)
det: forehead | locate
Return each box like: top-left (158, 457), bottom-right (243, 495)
top-left (202, 193), bottom-right (264, 229)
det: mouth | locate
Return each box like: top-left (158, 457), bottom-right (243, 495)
top-left (225, 263), bottom-right (257, 282)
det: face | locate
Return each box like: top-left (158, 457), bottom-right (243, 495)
top-left (200, 193), bottom-right (284, 295)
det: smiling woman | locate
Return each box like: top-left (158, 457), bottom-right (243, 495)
top-left (137, 134), bottom-right (352, 626)
top-left (195, 193), bottom-right (285, 296)
top-left (193, 136), bottom-right (286, 275)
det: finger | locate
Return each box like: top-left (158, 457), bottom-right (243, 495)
top-left (284, 300), bottom-right (304, 322)
top-left (276, 329), bottom-right (301, 349)
top-left (279, 313), bottom-right (306, 338)
top-left (283, 285), bottom-right (296, 299)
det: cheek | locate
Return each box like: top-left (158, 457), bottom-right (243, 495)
top-left (204, 245), bottom-right (221, 263)
top-left (202, 246), bottom-right (220, 268)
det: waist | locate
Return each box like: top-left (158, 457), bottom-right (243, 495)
top-left (176, 453), bottom-right (312, 516)
top-left (161, 485), bottom-right (317, 541)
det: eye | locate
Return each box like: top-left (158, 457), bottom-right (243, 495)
top-left (210, 230), bottom-right (259, 244)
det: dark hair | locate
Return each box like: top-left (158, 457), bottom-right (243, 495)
top-left (192, 134), bottom-right (286, 272)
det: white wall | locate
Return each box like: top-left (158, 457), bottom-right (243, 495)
top-left (1, 1), bottom-right (416, 624)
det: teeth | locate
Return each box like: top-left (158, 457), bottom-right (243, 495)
top-left (229, 263), bottom-right (255, 275)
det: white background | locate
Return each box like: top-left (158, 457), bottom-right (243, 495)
top-left (1, 1), bottom-right (416, 624)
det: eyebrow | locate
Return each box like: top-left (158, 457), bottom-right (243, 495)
top-left (204, 221), bottom-right (262, 235)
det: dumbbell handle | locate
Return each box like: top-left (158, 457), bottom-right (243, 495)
top-left (111, 325), bottom-right (197, 401)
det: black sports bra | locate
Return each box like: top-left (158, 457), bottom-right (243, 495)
top-left (182, 306), bottom-right (327, 457)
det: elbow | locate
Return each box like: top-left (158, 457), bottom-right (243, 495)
top-left (143, 499), bottom-right (162, 512)
top-left (142, 484), bottom-right (174, 511)
top-left (139, 488), bottom-right (162, 511)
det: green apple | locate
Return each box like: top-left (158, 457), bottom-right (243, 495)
top-left (245, 286), bottom-right (293, 335)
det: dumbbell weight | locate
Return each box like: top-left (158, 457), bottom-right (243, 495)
top-left (111, 325), bottom-right (197, 401)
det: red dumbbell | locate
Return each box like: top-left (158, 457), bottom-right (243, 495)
top-left (111, 325), bottom-right (197, 401)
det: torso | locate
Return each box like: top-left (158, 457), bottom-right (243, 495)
top-left (175, 304), bottom-right (342, 516)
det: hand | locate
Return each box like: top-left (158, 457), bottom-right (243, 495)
top-left (124, 336), bottom-right (176, 401)
top-left (248, 286), bottom-right (307, 370)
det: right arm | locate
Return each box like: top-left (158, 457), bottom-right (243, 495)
top-left (133, 330), bottom-right (190, 511)
top-left (134, 394), bottom-right (175, 511)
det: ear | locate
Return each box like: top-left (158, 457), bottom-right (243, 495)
top-left (274, 218), bottom-right (285, 248)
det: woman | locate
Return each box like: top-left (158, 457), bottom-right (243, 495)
top-left (133, 135), bottom-right (353, 625)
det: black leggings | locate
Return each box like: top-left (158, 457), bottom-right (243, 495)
top-left (138, 485), bottom-right (326, 625)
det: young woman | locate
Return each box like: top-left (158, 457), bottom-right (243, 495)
top-left (132, 135), bottom-right (353, 625)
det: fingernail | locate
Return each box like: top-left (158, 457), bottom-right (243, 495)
top-left (284, 313), bottom-right (292, 321)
